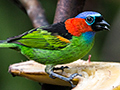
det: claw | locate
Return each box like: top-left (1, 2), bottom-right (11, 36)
top-left (67, 73), bottom-right (82, 87)
top-left (53, 66), bottom-right (69, 72)
top-left (69, 73), bottom-right (82, 80)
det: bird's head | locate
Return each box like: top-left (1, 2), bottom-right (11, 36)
top-left (65, 11), bottom-right (110, 36)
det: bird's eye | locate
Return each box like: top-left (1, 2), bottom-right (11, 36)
top-left (85, 16), bottom-right (95, 25)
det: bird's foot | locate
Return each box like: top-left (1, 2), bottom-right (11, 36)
top-left (50, 71), bottom-right (82, 88)
top-left (50, 66), bottom-right (69, 79)
top-left (45, 65), bottom-right (82, 87)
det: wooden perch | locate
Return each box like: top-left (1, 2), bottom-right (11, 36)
top-left (9, 60), bottom-right (120, 90)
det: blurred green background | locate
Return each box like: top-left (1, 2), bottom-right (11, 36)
top-left (0, 0), bottom-right (119, 90)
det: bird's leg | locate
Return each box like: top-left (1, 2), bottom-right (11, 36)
top-left (53, 66), bottom-right (69, 72)
top-left (45, 65), bottom-right (82, 88)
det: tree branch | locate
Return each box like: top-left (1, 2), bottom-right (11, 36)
top-left (53, 0), bottom-right (86, 24)
top-left (11, 0), bottom-right (26, 13)
top-left (11, 0), bottom-right (49, 28)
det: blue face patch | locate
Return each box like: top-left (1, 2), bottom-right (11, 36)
top-left (75, 11), bottom-right (101, 19)
top-left (75, 11), bottom-right (101, 26)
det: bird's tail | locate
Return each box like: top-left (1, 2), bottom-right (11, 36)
top-left (0, 40), bottom-right (17, 48)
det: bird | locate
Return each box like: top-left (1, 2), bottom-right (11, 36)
top-left (0, 11), bottom-right (110, 87)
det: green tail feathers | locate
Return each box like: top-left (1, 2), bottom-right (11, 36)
top-left (0, 40), bottom-right (17, 48)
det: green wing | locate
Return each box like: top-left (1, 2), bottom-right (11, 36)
top-left (16, 28), bottom-right (70, 50)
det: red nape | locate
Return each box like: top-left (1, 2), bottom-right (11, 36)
top-left (65, 18), bottom-right (93, 36)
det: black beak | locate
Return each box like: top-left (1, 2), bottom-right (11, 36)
top-left (95, 20), bottom-right (110, 31)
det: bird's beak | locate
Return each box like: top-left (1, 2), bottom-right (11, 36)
top-left (95, 20), bottom-right (110, 31)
